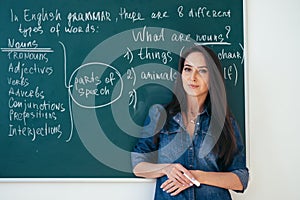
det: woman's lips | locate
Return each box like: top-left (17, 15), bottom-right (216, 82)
top-left (188, 84), bottom-right (199, 89)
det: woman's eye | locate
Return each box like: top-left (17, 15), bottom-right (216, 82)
top-left (199, 69), bottom-right (208, 74)
top-left (183, 67), bottom-right (192, 72)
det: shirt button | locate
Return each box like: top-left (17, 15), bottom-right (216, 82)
top-left (189, 165), bottom-right (193, 168)
top-left (189, 147), bottom-right (193, 150)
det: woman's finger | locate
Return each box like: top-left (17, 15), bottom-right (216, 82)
top-left (160, 179), bottom-right (172, 189)
top-left (177, 171), bottom-right (193, 186)
top-left (163, 164), bottom-right (193, 186)
top-left (170, 187), bottom-right (184, 196)
top-left (161, 181), bottom-right (174, 192)
top-left (172, 164), bottom-right (194, 186)
top-left (166, 185), bottom-right (179, 194)
top-left (161, 179), bottom-right (181, 192)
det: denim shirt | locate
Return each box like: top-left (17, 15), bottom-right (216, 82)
top-left (131, 104), bottom-right (249, 200)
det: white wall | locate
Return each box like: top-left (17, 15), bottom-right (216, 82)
top-left (234, 0), bottom-right (300, 199)
top-left (1, 1), bottom-right (300, 199)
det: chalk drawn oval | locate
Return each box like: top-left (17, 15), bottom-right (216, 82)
top-left (68, 62), bottom-right (123, 109)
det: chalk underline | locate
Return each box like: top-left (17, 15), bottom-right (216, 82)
top-left (194, 42), bottom-right (231, 46)
top-left (1, 48), bottom-right (54, 53)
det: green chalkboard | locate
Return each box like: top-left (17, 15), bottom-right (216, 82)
top-left (0, 0), bottom-right (245, 178)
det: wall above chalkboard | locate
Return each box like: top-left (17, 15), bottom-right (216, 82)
top-left (0, 0), bottom-right (245, 178)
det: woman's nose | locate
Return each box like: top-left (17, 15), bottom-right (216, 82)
top-left (191, 70), bottom-right (198, 81)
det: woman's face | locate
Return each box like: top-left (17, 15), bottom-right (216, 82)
top-left (181, 51), bottom-right (209, 98)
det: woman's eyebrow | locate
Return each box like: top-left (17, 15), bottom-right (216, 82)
top-left (184, 64), bottom-right (208, 68)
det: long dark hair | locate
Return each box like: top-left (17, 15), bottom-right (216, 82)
top-left (165, 45), bottom-right (238, 169)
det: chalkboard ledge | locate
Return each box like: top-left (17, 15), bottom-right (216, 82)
top-left (0, 178), bottom-right (156, 183)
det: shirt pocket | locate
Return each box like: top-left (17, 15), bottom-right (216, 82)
top-left (158, 132), bottom-right (191, 163)
top-left (196, 131), bottom-right (220, 171)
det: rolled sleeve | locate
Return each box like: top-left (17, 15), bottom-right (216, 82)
top-left (131, 151), bottom-right (157, 169)
top-left (231, 168), bottom-right (249, 192)
top-left (228, 118), bottom-right (249, 192)
top-left (131, 104), bottom-right (164, 170)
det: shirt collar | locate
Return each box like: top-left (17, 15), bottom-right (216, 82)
top-left (172, 106), bottom-right (210, 127)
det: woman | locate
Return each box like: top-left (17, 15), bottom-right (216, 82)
top-left (131, 45), bottom-right (249, 199)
